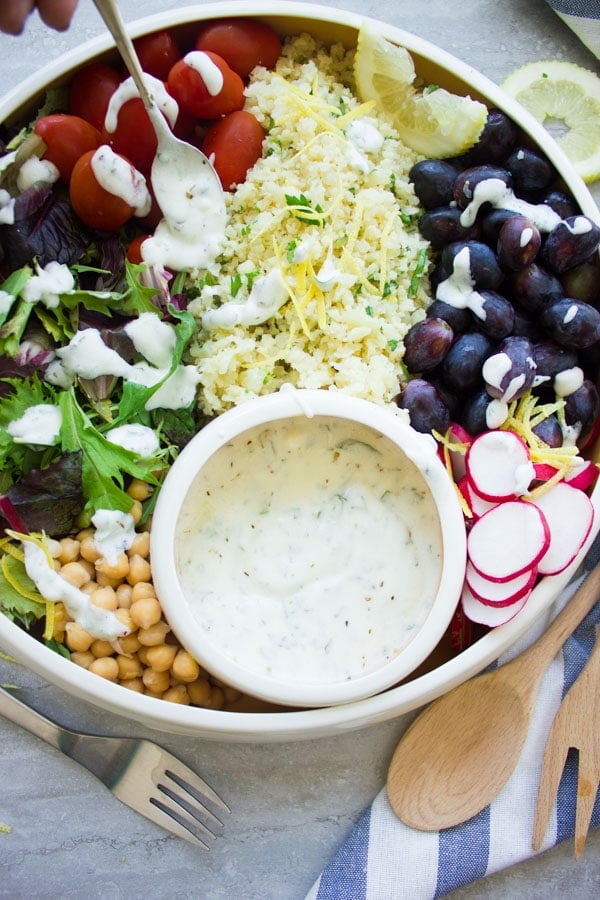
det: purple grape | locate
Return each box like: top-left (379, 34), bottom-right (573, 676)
top-left (472, 290), bottom-right (515, 340)
top-left (543, 190), bottom-right (579, 220)
top-left (419, 206), bottom-right (479, 248)
top-left (426, 298), bottom-right (473, 333)
top-left (441, 331), bottom-right (494, 394)
top-left (480, 208), bottom-right (517, 245)
top-left (460, 388), bottom-right (495, 436)
top-left (532, 415), bottom-right (563, 448)
top-left (541, 216), bottom-right (600, 274)
top-left (396, 379), bottom-right (450, 434)
top-left (459, 109), bottom-right (519, 166)
top-left (403, 318), bottom-right (454, 373)
top-left (497, 215), bottom-right (541, 271)
top-left (453, 165), bottom-right (512, 210)
top-left (540, 297), bottom-right (600, 349)
top-left (507, 262), bottom-right (564, 314)
top-left (564, 380), bottom-right (600, 446)
top-left (560, 261), bottom-right (600, 305)
top-left (532, 340), bottom-right (578, 379)
top-left (506, 147), bottom-right (555, 195)
top-left (441, 240), bottom-right (504, 291)
top-left (482, 335), bottom-right (536, 402)
top-left (409, 159), bottom-right (460, 209)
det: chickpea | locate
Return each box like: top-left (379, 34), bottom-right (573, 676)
top-left (129, 499), bottom-right (143, 524)
top-left (115, 583), bottom-right (133, 608)
top-left (57, 537), bottom-right (80, 564)
top-left (90, 586), bottom-right (118, 611)
top-left (117, 654), bottom-right (142, 681)
top-left (126, 554), bottom-right (152, 586)
top-left (127, 531), bottom-right (150, 559)
top-left (162, 685), bottom-right (190, 705)
top-left (89, 657), bottom-right (119, 681)
top-left (79, 535), bottom-right (101, 563)
top-left (136, 646), bottom-right (150, 667)
top-left (223, 686), bottom-right (242, 705)
top-left (70, 650), bottom-right (95, 669)
top-left (114, 608), bottom-right (135, 633)
top-left (131, 582), bottom-right (156, 602)
top-left (142, 667), bottom-right (170, 694)
top-left (187, 678), bottom-right (212, 707)
top-left (137, 620), bottom-right (170, 647)
top-left (171, 650), bottom-right (200, 683)
top-left (130, 596), bottom-right (161, 629)
top-left (59, 561), bottom-right (92, 588)
top-left (121, 677), bottom-right (144, 693)
top-left (146, 644), bottom-right (178, 672)
top-left (204, 686), bottom-right (225, 710)
top-left (65, 621), bottom-right (94, 653)
top-left (119, 632), bottom-right (142, 655)
top-left (90, 638), bottom-right (114, 658)
top-left (95, 552), bottom-right (129, 582)
top-left (127, 479), bottom-right (151, 502)
top-left (52, 603), bottom-right (69, 634)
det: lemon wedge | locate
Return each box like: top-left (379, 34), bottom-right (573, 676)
top-left (353, 24), bottom-right (488, 157)
top-left (501, 60), bottom-right (600, 183)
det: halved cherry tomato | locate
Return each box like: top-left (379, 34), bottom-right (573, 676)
top-left (134, 29), bottom-right (181, 81)
top-left (126, 233), bottom-right (150, 264)
top-left (194, 18), bottom-right (281, 78)
top-left (103, 97), bottom-right (157, 177)
top-left (70, 149), bottom-right (136, 231)
top-left (167, 51), bottom-right (244, 119)
top-left (68, 62), bottom-right (122, 132)
top-left (202, 110), bottom-right (265, 191)
top-left (34, 114), bottom-right (101, 181)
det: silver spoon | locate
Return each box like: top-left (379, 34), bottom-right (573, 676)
top-left (92, 0), bottom-right (225, 270)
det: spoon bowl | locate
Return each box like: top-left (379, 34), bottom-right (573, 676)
top-left (92, 0), bottom-right (226, 271)
top-left (387, 562), bottom-right (600, 831)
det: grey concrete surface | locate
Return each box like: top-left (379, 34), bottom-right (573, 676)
top-left (1, 1), bottom-right (599, 898)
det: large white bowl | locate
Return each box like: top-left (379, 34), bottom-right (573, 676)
top-left (0, 1), bottom-right (598, 741)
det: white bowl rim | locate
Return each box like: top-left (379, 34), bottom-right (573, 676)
top-left (0, 0), bottom-right (598, 741)
top-left (150, 388), bottom-right (467, 708)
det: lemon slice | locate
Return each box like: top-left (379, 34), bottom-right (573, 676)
top-left (353, 24), bottom-right (488, 158)
top-left (501, 61), bottom-right (600, 183)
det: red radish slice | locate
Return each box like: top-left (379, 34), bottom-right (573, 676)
top-left (467, 500), bottom-right (550, 582)
top-left (446, 422), bottom-right (472, 481)
top-left (532, 462), bottom-right (558, 483)
top-left (531, 481), bottom-right (594, 576)
top-left (564, 458), bottom-right (599, 492)
top-left (466, 429), bottom-right (535, 501)
top-left (461, 581), bottom-right (529, 627)
top-left (466, 561), bottom-right (537, 607)
top-left (459, 475), bottom-right (498, 519)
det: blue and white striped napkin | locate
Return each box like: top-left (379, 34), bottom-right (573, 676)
top-left (546, 0), bottom-right (600, 58)
top-left (307, 539), bottom-right (600, 899)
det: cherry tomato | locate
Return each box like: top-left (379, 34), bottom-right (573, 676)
top-left (34, 114), bottom-right (101, 182)
top-left (194, 18), bottom-right (281, 78)
top-left (70, 149), bottom-right (136, 231)
top-left (133, 29), bottom-right (181, 80)
top-left (126, 234), bottom-right (150, 264)
top-left (68, 62), bottom-right (122, 132)
top-left (167, 51), bottom-right (244, 119)
top-left (202, 110), bottom-right (265, 191)
top-left (104, 97), bottom-right (157, 177)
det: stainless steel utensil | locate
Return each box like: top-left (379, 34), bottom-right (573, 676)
top-left (0, 684), bottom-right (229, 847)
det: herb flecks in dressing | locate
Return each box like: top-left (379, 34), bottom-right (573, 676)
top-left (176, 416), bottom-right (443, 685)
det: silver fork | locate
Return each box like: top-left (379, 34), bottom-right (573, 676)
top-left (0, 684), bottom-right (229, 848)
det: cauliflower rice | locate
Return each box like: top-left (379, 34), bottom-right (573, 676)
top-left (188, 34), bottom-right (431, 416)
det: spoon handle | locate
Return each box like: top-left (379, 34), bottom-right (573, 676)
top-left (520, 559), bottom-right (600, 670)
top-left (92, 0), bottom-right (172, 141)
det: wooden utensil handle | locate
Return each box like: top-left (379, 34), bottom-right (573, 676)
top-left (522, 561), bottom-right (600, 670)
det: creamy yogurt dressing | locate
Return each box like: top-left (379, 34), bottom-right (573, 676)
top-left (22, 539), bottom-right (128, 640)
top-left (202, 269), bottom-right (289, 330)
top-left (104, 75), bottom-right (178, 133)
top-left (176, 416), bottom-right (443, 685)
top-left (90, 145), bottom-right (151, 217)
top-left (91, 509), bottom-right (136, 566)
top-left (21, 261), bottom-right (75, 308)
top-left (459, 178), bottom-right (561, 231)
top-left (7, 403), bottom-right (62, 445)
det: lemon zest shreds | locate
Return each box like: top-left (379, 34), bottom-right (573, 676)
top-left (43, 600), bottom-right (55, 641)
top-left (500, 391), bottom-right (579, 472)
top-left (272, 237), bottom-right (311, 337)
top-left (335, 99), bottom-right (378, 127)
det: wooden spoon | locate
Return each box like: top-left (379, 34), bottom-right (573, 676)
top-left (387, 560), bottom-right (600, 831)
